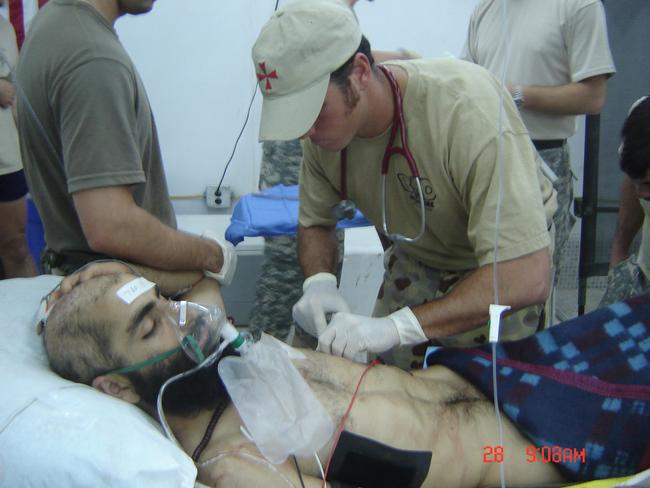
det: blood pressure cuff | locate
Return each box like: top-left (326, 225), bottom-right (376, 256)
top-left (225, 184), bottom-right (369, 245)
top-left (327, 431), bottom-right (431, 488)
top-left (425, 293), bottom-right (650, 481)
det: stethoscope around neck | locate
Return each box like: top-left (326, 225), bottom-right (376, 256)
top-left (332, 64), bottom-right (426, 244)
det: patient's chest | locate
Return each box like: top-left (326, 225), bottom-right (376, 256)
top-left (199, 353), bottom-right (486, 486)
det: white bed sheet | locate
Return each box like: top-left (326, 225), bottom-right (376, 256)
top-left (0, 276), bottom-right (197, 487)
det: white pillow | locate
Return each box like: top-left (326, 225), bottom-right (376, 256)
top-left (0, 276), bottom-right (197, 487)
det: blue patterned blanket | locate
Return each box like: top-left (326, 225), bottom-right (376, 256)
top-left (425, 293), bottom-right (650, 481)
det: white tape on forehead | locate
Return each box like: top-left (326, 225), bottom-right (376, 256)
top-left (116, 277), bottom-right (155, 304)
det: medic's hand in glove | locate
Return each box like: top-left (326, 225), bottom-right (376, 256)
top-left (317, 307), bottom-right (428, 361)
top-left (292, 272), bottom-right (351, 338)
top-left (202, 230), bottom-right (238, 286)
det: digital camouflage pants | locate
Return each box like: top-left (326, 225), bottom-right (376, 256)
top-left (248, 140), bottom-right (343, 347)
top-left (599, 254), bottom-right (650, 307)
top-left (538, 143), bottom-right (576, 272)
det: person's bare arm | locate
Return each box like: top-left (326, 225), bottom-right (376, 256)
top-left (205, 450), bottom-right (327, 488)
top-left (512, 74), bottom-right (608, 115)
top-left (297, 224), bottom-right (339, 277)
top-left (609, 175), bottom-right (644, 267)
top-left (49, 260), bottom-right (225, 310)
top-left (373, 49), bottom-right (418, 63)
top-left (73, 186), bottom-right (224, 273)
top-left (0, 78), bottom-right (15, 108)
top-left (413, 247), bottom-right (551, 339)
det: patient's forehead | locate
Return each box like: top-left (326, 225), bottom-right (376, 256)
top-left (91, 274), bottom-right (157, 326)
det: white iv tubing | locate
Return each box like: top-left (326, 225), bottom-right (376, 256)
top-left (491, 0), bottom-right (513, 487)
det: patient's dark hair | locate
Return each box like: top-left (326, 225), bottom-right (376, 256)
top-left (620, 97), bottom-right (650, 179)
top-left (43, 274), bottom-right (125, 385)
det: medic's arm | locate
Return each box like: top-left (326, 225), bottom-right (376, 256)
top-left (297, 224), bottom-right (339, 278)
top-left (73, 186), bottom-right (225, 274)
top-left (411, 247), bottom-right (551, 339)
top-left (49, 260), bottom-right (225, 311)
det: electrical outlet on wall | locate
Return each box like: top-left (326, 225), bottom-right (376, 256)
top-left (205, 185), bottom-right (232, 209)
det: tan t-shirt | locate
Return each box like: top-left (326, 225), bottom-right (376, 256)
top-left (461, 0), bottom-right (615, 140)
top-left (0, 16), bottom-right (21, 176)
top-left (300, 59), bottom-right (556, 271)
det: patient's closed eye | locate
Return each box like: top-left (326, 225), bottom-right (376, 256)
top-left (141, 319), bottom-right (159, 339)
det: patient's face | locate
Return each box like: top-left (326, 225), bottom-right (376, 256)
top-left (102, 276), bottom-right (181, 366)
top-left (101, 275), bottom-right (226, 415)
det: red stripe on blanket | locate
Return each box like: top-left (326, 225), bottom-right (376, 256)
top-left (470, 349), bottom-right (650, 401)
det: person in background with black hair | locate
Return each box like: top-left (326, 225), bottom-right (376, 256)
top-left (601, 96), bottom-right (650, 306)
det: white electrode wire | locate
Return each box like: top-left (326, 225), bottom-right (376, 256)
top-left (314, 452), bottom-right (325, 480)
top-left (491, 1), bottom-right (512, 487)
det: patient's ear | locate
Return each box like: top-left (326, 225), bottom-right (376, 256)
top-left (92, 374), bottom-right (141, 404)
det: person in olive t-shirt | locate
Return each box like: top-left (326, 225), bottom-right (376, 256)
top-left (16, 0), bottom-right (231, 282)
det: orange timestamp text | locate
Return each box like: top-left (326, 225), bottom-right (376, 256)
top-left (482, 445), bottom-right (587, 464)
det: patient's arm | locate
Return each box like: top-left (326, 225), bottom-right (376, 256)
top-left (49, 260), bottom-right (225, 311)
top-left (203, 450), bottom-right (326, 488)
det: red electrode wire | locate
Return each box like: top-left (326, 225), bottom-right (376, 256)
top-left (321, 359), bottom-right (380, 488)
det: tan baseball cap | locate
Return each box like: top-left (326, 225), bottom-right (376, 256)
top-left (252, 0), bottom-right (362, 141)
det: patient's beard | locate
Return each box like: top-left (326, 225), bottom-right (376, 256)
top-left (127, 351), bottom-right (229, 418)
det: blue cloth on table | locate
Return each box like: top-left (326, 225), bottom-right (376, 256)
top-left (425, 293), bottom-right (650, 481)
top-left (225, 184), bottom-right (370, 245)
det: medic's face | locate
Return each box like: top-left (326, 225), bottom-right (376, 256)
top-left (301, 81), bottom-right (364, 152)
top-left (631, 168), bottom-right (650, 201)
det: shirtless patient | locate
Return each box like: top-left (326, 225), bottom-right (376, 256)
top-left (42, 263), bottom-right (565, 488)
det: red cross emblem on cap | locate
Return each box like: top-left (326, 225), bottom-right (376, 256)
top-left (257, 62), bottom-right (278, 91)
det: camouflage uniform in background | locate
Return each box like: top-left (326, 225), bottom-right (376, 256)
top-left (248, 140), bottom-right (344, 347)
top-left (539, 143), bottom-right (576, 273)
top-left (599, 254), bottom-right (650, 307)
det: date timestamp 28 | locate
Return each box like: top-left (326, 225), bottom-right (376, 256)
top-left (483, 445), bottom-right (586, 464)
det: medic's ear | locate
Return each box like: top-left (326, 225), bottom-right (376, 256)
top-left (92, 374), bottom-right (141, 405)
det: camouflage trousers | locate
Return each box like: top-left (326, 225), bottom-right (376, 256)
top-left (538, 143), bottom-right (576, 272)
top-left (248, 140), bottom-right (343, 347)
top-left (374, 245), bottom-right (543, 369)
top-left (599, 254), bottom-right (650, 307)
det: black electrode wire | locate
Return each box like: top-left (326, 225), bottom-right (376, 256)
top-left (215, 86), bottom-right (258, 193)
top-left (214, 0), bottom-right (280, 194)
top-left (292, 455), bottom-right (306, 488)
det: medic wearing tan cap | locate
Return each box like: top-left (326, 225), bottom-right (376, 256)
top-left (251, 0), bottom-right (557, 364)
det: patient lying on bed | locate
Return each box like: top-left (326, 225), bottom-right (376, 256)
top-left (41, 263), bottom-right (649, 487)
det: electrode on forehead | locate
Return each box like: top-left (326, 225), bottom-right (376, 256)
top-left (116, 277), bottom-right (155, 304)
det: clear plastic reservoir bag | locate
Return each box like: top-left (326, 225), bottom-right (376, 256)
top-left (218, 335), bottom-right (334, 464)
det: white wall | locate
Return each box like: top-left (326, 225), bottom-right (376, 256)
top-left (115, 0), bottom-right (482, 214)
top-left (8, 0), bottom-right (585, 212)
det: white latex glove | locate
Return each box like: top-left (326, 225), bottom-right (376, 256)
top-left (317, 307), bottom-right (427, 361)
top-left (292, 272), bottom-right (351, 337)
top-left (202, 230), bottom-right (238, 286)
